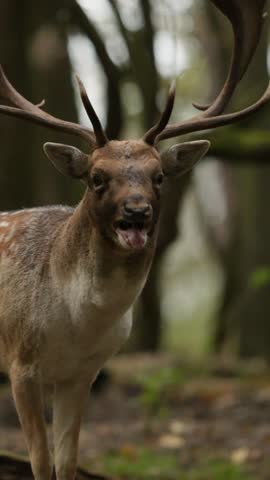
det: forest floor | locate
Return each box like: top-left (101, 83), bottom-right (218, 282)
top-left (1, 354), bottom-right (270, 480)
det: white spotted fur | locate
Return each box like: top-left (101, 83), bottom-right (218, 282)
top-left (0, 201), bottom-right (152, 480)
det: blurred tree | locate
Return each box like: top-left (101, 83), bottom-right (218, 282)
top-left (133, 170), bottom-right (192, 350)
top-left (107, 0), bottom-right (162, 350)
top-left (69, 1), bottom-right (123, 141)
top-left (0, 0), bottom-right (80, 209)
top-left (106, 0), bottom-right (193, 351)
top-left (196, 0), bottom-right (270, 360)
top-left (0, 1), bottom-right (35, 209)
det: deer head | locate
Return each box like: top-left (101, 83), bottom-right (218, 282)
top-left (0, 0), bottom-right (269, 251)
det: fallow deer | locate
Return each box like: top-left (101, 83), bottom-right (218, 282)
top-left (0, 1), bottom-right (269, 479)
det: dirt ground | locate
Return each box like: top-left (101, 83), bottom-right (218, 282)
top-left (1, 354), bottom-right (270, 479)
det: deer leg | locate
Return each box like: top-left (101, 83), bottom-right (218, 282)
top-left (53, 378), bottom-right (93, 480)
top-left (10, 363), bottom-right (52, 480)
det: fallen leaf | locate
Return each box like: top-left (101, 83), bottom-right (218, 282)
top-left (169, 420), bottom-right (189, 435)
top-left (231, 447), bottom-right (249, 464)
top-left (119, 444), bottom-right (138, 459)
top-left (158, 434), bottom-right (185, 449)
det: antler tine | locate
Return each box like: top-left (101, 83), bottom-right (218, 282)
top-left (75, 75), bottom-right (108, 147)
top-left (0, 65), bottom-right (96, 146)
top-left (149, 0), bottom-right (269, 143)
top-left (157, 81), bottom-right (270, 141)
top-left (143, 82), bottom-right (176, 145)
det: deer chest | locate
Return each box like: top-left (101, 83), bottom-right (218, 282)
top-left (39, 266), bottom-right (143, 382)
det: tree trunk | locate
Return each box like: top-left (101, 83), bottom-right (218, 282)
top-left (133, 171), bottom-right (192, 351)
top-left (0, 0), bottom-right (80, 210)
top-left (199, 0), bottom-right (270, 359)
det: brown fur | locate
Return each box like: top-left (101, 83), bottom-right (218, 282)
top-left (0, 137), bottom-right (210, 480)
top-left (0, 140), bottom-right (164, 480)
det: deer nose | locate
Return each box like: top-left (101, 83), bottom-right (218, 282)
top-left (123, 201), bottom-right (152, 221)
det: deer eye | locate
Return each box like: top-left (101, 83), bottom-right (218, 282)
top-left (92, 173), bottom-right (104, 191)
top-left (155, 173), bottom-right (164, 186)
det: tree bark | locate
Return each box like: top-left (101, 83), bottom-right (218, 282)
top-left (133, 171), bottom-right (192, 351)
top-left (0, 0), bottom-right (80, 210)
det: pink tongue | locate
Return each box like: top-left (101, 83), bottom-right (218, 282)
top-left (122, 229), bottom-right (147, 249)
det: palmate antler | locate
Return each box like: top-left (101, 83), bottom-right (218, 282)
top-left (0, 0), bottom-right (269, 148)
top-left (144, 0), bottom-right (270, 144)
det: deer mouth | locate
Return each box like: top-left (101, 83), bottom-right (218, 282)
top-left (114, 220), bottom-right (148, 250)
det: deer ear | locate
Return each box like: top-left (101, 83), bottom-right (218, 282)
top-left (43, 142), bottom-right (90, 179)
top-left (162, 140), bottom-right (210, 177)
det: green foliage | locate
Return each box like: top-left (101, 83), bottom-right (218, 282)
top-left (163, 310), bottom-right (214, 359)
top-left (209, 128), bottom-right (270, 158)
top-left (136, 367), bottom-right (187, 416)
top-left (102, 448), bottom-right (178, 479)
top-left (249, 266), bottom-right (270, 289)
top-left (99, 449), bottom-right (254, 480)
top-left (180, 459), bottom-right (254, 480)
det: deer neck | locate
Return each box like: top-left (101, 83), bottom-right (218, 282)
top-left (51, 192), bottom-right (156, 311)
